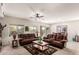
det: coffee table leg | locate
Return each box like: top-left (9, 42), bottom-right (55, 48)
top-left (42, 46), bottom-right (43, 50)
top-left (32, 43), bottom-right (34, 47)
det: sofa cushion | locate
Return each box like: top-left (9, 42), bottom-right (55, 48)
top-left (22, 39), bottom-right (34, 42)
top-left (44, 39), bottom-right (51, 42)
top-left (47, 34), bottom-right (52, 38)
top-left (56, 34), bottom-right (63, 41)
top-left (18, 34), bottom-right (36, 39)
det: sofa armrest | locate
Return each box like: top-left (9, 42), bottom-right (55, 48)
top-left (32, 38), bottom-right (38, 40)
top-left (43, 37), bottom-right (48, 39)
top-left (60, 40), bottom-right (67, 43)
top-left (19, 38), bottom-right (24, 41)
top-left (43, 39), bottom-right (50, 42)
top-left (53, 41), bottom-right (62, 44)
top-left (50, 38), bottom-right (55, 40)
top-left (43, 38), bottom-right (55, 43)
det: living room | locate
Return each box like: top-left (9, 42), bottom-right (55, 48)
top-left (0, 3), bottom-right (79, 55)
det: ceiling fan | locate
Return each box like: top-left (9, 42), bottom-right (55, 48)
top-left (33, 12), bottom-right (44, 18)
top-left (29, 6), bottom-right (45, 20)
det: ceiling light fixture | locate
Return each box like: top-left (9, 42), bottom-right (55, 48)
top-left (28, 6), bottom-right (45, 21)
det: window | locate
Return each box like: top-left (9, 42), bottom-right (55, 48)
top-left (9, 25), bottom-right (24, 35)
top-left (25, 26), bottom-right (37, 32)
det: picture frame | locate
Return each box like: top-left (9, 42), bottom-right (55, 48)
top-left (57, 25), bottom-right (67, 33)
top-left (25, 26), bottom-right (29, 31)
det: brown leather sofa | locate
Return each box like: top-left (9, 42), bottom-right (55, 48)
top-left (43, 33), bottom-right (67, 49)
top-left (18, 33), bottom-right (37, 46)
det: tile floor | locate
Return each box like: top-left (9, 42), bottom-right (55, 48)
top-left (0, 42), bottom-right (79, 55)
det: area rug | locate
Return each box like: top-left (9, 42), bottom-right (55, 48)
top-left (24, 43), bottom-right (57, 55)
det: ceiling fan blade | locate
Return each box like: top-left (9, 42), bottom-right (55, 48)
top-left (40, 16), bottom-right (44, 17)
top-left (37, 16), bottom-right (44, 19)
top-left (29, 17), bottom-right (34, 18)
top-left (28, 6), bottom-right (45, 21)
top-left (29, 17), bottom-right (37, 20)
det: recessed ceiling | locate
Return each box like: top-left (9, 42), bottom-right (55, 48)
top-left (1, 3), bottom-right (79, 24)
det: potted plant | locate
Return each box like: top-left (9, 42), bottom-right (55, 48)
top-left (38, 36), bottom-right (42, 44)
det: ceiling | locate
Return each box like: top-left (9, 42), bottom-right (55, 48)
top-left (1, 3), bottom-right (79, 24)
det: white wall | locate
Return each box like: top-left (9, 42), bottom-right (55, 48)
top-left (2, 15), bottom-right (79, 45)
top-left (0, 4), bottom-right (4, 18)
top-left (0, 16), bottom-right (50, 46)
top-left (1, 15), bottom-right (79, 45)
top-left (50, 20), bottom-right (79, 42)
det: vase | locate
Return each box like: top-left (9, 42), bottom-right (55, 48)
top-left (38, 37), bottom-right (42, 44)
top-left (13, 35), bottom-right (16, 40)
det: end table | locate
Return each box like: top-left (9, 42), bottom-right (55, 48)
top-left (12, 40), bottom-right (18, 48)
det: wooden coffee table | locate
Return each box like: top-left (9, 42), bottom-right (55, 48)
top-left (32, 40), bottom-right (49, 51)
